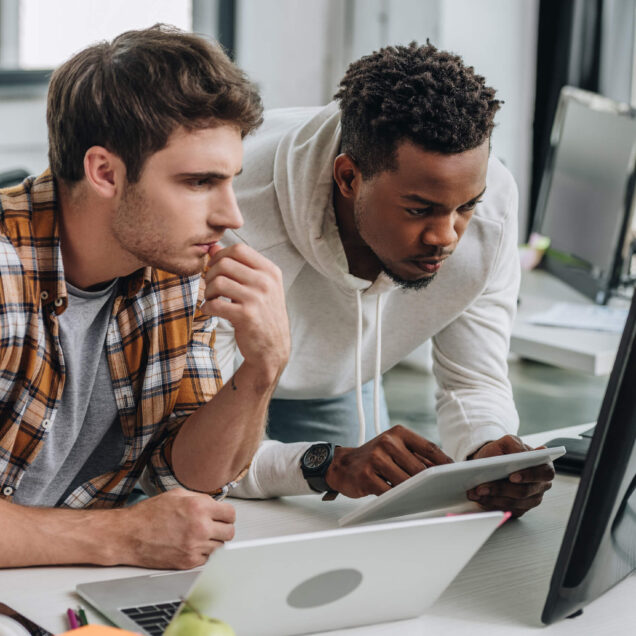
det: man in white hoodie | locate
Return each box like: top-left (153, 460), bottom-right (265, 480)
top-left (221, 43), bottom-right (555, 517)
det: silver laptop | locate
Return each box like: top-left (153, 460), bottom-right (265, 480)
top-left (77, 510), bottom-right (504, 636)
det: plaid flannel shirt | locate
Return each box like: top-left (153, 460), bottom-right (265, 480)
top-left (0, 171), bottom-right (227, 508)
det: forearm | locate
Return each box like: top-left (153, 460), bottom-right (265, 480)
top-left (1, 490), bottom-right (238, 570)
top-left (433, 329), bottom-right (519, 460)
top-left (173, 242), bottom-right (291, 492)
top-left (171, 359), bottom-right (280, 492)
top-left (0, 499), bottom-right (124, 568)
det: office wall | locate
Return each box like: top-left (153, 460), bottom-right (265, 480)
top-left (236, 0), bottom-right (335, 108)
top-left (599, 0), bottom-right (636, 104)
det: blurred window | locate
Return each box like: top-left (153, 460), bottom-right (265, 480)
top-left (1, 0), bottom-right (193, 70)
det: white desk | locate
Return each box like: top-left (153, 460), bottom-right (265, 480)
top-left (1, 425), bottom-right (634, 635)
top-left (511, 269), bottom-right (622, 375)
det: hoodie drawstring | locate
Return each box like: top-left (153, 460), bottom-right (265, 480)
top-left (373, 293), bottom-right (384, 438)
top-left (355, 290), bottom-right (384, 446)
top-left (355, 290), bottom-right (365, 446)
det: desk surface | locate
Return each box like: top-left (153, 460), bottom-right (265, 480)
top-left (1, 426), bottom-right (634, 636)
top-left (511, 269), bottom-right (622, 375)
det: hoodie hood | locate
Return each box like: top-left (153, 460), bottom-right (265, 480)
top-left (273, 102), bottom-right (394, 294)
top-left (272, 103), bottom-right (392, 442)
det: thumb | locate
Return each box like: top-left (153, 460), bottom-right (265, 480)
top-left (204, 243), bottom-right (224, 274)
top-left (208, 243), bottom-right (223, 258)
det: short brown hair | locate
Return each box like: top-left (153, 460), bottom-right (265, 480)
top-left (47, 24), bottom-right (263, 184)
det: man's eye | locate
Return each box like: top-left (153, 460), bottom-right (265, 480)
top-left (459, 199), bottom-right (483, 212)
top-left (187, 177), bottom-right (216, 188)
top-left (405, 207), bottom-right (433, 217)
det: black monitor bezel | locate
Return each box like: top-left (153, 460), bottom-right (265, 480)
top-left (541, 287), bottom-right (636, 623)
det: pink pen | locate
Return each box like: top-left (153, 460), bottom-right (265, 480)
top-left (498, 511), bottom-right (513, 527)
top-left (66, 608), bottom-right (80, 630)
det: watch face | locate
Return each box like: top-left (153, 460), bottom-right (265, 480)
top-left (304, 445), bottom-right (329, 469)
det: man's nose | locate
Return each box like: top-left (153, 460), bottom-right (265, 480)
top-left (209, 184), bottom-right (243, 231)
top-left (421, 214), bottom-right (458, 247)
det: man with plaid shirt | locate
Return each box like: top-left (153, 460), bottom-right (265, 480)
top-left (0, 25), bottom-right (289, 569)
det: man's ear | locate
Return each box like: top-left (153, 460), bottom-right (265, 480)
top-left (83, 146), bottom-right (126, 199)
top-left (333, 153), bottom-right (361, 200)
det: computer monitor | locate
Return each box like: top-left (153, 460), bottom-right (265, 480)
top-left (542, 287), bottom-right (636, 623)
top-left (534, 86), bottom-right (636, 304)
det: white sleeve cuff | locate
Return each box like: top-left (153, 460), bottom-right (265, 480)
top-left (453, 424), bottom-right (515, 461)
top-left (230, 440), bottom-right (317, 499)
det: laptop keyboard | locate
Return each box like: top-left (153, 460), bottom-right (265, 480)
top-left (121, 601), bottom-right (181, 635)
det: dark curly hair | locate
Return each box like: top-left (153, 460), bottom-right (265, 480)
top-left (334, 41), bottom-right (501, 178)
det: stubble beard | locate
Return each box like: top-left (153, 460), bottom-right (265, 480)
top-left (112, 182), bottom-right (205, 277)
top-left (353, 198), bottom-right (436, 292)
top-left (381, 266), bottom-right (436, 290)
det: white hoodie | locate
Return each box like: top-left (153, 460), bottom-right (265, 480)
top-left (218, 103), bottom-right (521, 498)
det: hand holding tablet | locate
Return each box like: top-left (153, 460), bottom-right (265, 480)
top-left (465, 435), bottom-right (560, 518)
top-left (338, 446), bottom-right (566, 526)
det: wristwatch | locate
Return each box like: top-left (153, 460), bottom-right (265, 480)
top-left (300, 443), bottom-right (337, 494)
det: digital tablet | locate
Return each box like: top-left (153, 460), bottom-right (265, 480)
top-left (338, 446), bottom-right (566, 526)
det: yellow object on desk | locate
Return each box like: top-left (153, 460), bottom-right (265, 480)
top-left (58, 626), bottom-right (140, 635)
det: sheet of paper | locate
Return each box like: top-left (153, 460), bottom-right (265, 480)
top-left (527, 302), bottom-right (628, 333)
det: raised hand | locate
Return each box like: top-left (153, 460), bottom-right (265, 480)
top-left (202, 243), bottom-right (290, 382)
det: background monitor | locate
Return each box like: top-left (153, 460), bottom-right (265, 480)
top-left (542, 283), bottom-right (636, 623)
top-left (534, 86), bottom-right (636, 304)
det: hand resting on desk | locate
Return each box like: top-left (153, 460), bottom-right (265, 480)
top-left (0, 488), bottom-right (235, 570)
top-left (466, 434), bottom-right (556, 517)
top-left (119, 488), bottom-right (236, 569)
